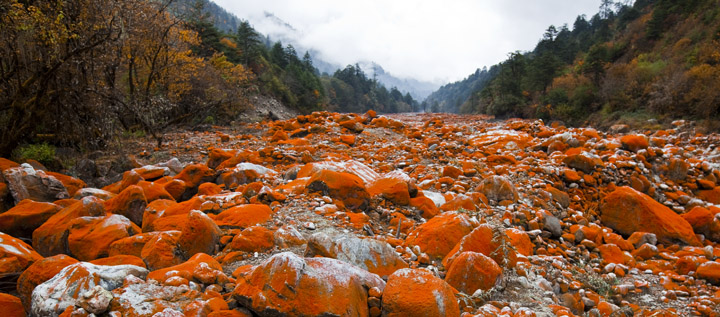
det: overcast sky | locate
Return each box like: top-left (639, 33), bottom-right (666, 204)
top-left (214, 0), bottom-right (603, 84)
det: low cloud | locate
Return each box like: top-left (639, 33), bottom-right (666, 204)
top-left (214, 0), bottom-right (602, 84)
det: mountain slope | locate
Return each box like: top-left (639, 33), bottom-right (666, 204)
top-left (430, 0), bottom-right (720, 127)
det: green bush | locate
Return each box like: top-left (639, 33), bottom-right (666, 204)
top-left (13, 143), bottom-right (56, 166)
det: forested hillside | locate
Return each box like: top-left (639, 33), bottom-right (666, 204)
top-left (434, 0), bottom-right (720, 128)
top-left (0, 0), bottom-right (413, 158)
top-left (423, 67), bottom-right (498, 113)
top-left (322, 64), bottom-right (419, 114)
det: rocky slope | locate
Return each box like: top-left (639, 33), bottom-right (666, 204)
top-left (1, 112), bottom-right (720, 316)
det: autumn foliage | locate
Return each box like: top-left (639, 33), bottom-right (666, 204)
top-left (0, 0), bottom-right (253, 156)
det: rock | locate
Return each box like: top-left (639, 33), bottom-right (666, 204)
top-left (174, 163), bottom-right (216, 199)
top-left (77, 285), bottom-right (113, 314)
top-left (73, 188), bottom-right (116, 200)
top-left (563, 152), bottom-right (602, 173)
top-left (0, 232), bottom-right (43, 286)
top-left (177, 210), bottom-right (221, 257)
top-left (543, 213), bottom-right (562, 238)
top-left (109, 277), bottom-right (208, 316)
top-left (140, 230), bottom-right (183, 271)
top-left (307, 169), bottom-right (370, 211)
top-left (225, 226), bottom-right (274, 253)
top-left (218, 163), bottom-right (276, 188)
top-left (108, 232), bottom-right (160, 257)
top-left (0, 199), bottom-right (61, 238)
top-left (698, 186), bottom-right (720, 204)
top-left (147, 253), bottom-right (223, 285)
top-left (381, 268), bottom-right (460, 317)
top-left (404, 212), bottom-right (477, 259)
top-left (17, 254), bottom-right (79, 310)
top-left (682, 206), bottom-right (720, 242)
top-left (273, 225), bottom-right (307, 248)
top-left (368, 171), bottom-right (415, 205)
top-left (46, 171), bottom-right (86, 197)
top-left (504, 228), bottom-right (534, 256)
top-left (3, 164), bottom-right (69, 203)
top-left (67, 214), bottom-right (141, 261)
top-left (445, 251), bottom-right (502, 294)
top-left (476, 175), bottom-right (518, 203)
top-left (89, 254), bottom-right (145, 268)
top-left (666, 158), bottom-right (689, 182)
top-left (306, 235), bottom-right (408, 278)
top-left (442, 223), bottom-right (518, 269)
top-left (30, 262), bottom-right (147, 316)
top-left (696, 261), bottom-right (720, 285)
top-left (233, 252), bottom-right (385, 316)
top-left (600, 186), bottom-right (700, 246)
top-left (214, 204), bottom-right (272, 228)
top-left (136, 180), bottom-right (175, 202)
top-left (103, 185), bottom-right (147, 226)
top-left (0, 293), bottom-right (25, 317)
top-left (620, 134), bottom-right (649, 152)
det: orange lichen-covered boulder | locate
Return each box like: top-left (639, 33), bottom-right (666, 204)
top-left (178, 210), bottom-right (221, 257)
top-left (696, 261), bottom-right (720, 285)
top-left (66, 214), bottom-right (141, 261)
top-left (306, 234), bottom-right (408, 278)
top-left (174, 163), bottom-right (216, 198)
top-left (600, 186), bottom-right (700, 246)
top-left (404, 212), bottom-right (477, 259)
top-left (30, 262), bottom-right (148, 316)
top-left (16, 254), bottom-right (78, 310)
top-left (103, 185), bottom-right (147, 226)
top-left (0, 199), bottom-right (61, 238)
top-left (562, 152), bottom-right (602, 173)
top-left (90, 254), bottom-right (146, 268)
top-left (32, 196), bottom-right (106, 257)
top-left (0, 232), bottom-right (43, 280)
top-left (682, 206), bottom-right (720, 242)
top-left (140, 230), bottom-right (183, 271)
top-left (368, 171), bottom-right (415, 206)
top-left (307, 169), bottom-right (370, 211)
top-left (224, 226), bottom-right (275, 253)
top-left (476, 175), bottom-right (518, 203)
top-left (46, 171), bottom-right (86, 197)
top-left (136, 180), bottom-right (175, 202)
top-left (0, 293), bottom-right (25, 317)
top-left (214, 204), bottom-right (272, 228)
top-left (505, 228), bottom-right (534, 256)
top-left (233, 252), bottom-right (385, 316)
top-left (147, 253), bottom-right (223, 284)
top-left (620, 134), bottom-right (649, 152)
top-left (108, 232), bottom-right (162, 257)
top-left (445, 251), bottom-right (502, 294)
top-left (443, 224), bottom-right (518, 269)
top-left (382, 268), bottom-right (460, 317)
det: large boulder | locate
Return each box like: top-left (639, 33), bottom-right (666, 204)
top-left (66, 214), bottom-right (141, 261)
top-left (0, 200), bottom-right (61, 238)
top-left (404, 212), bottom-right (478, 259)
top-left (600, 187), bottom-right (700, 246)
top-left (444, 251), bottom-right (502, 294)
top-left (32, 196), bottom-right (106, 257)
top-left (307, 169), bottom-right (370, 211)
top-left (381, 268), bottom-right (460, 317)
top-left (3, 164), bottom-right (69, 203)
top-left (214, 204), bottom-right (272, 228)
top-left (16, 254), bottom-right (79, 310)
top-left (0, 232), bottom-right (43, 284)
top-left (233, 252), bottom-right (385, 316)
top-left (475, 175), bottom-right (518, 203)
top-left (30, 262), bottom-right (147, 316)
top-left (103, 185), bottom-right (148, 226)
top-left (306, 234), bottom-right (408, 278)
top-left (177, 210), bottom-right (221, 258)
top-left (442, 224), bottom-right (518, 269)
